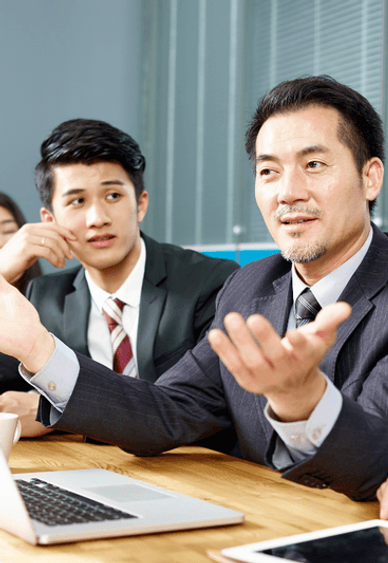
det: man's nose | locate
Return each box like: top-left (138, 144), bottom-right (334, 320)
top-left (85, 203), bottom-right (110, 227)
top-left (277, 168), bottom-right (309, 205)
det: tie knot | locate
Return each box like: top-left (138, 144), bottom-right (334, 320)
top-left (113, 298), bottom-right (125, 311)
top-left (294, 288), bottom-right (321, 328)
top-left (103, 297), bottom-right (125, 332)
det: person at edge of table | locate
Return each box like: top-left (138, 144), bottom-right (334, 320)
top-left (0, 75), bottom-right (388, 502)
top-left (0, 118), bottom-right (239, 440)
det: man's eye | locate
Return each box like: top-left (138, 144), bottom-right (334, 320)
top-left (107, 192), bottom-right (121, 200)
top-left (259, 168), bottom-right (274, 176)
top-left (307, 161), bottom-right (323, 169)
top-left (70, 197), bottom-right (84, 206)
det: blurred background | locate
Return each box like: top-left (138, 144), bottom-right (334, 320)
top-left (0, 0), bottom-right (386, 268)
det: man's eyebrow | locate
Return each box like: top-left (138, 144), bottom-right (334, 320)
top-left (255, 154), bottom-right (279, 165)
top-left (61, 188), bottom-right (86, 198)
top-left (100, 180), bottom-right (125, 186)
top-left (256, 145), bottom-right (329, 165)
top-left (298, 144), bottom-right (329, 157)
top-left (0, 219), bottom-right (17, 225)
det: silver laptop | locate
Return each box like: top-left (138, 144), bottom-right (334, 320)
top-left (0, 449), bottom-right (244, 545)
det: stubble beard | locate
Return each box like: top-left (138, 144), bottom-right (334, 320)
top-left (280, 234), bottom-right (328, 264)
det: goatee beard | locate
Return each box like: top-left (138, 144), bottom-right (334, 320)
top-left (281, 239), bottom-right (328, 263)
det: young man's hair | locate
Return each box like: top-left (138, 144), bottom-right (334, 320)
top-left (35, 119), bottom-right (146, 210)
top-left (245, 75), bottom-right (385, 215)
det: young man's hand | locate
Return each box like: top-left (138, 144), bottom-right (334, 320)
top-left (208, 302), bottom-right (351, 422)
top-left (0, 222), bottom-right (76, 284)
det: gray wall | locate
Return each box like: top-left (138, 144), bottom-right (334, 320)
top-left (0, 0), bottom-right (142, 235)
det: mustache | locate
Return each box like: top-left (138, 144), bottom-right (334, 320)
top-left (274, 204), bottom-right (323, 221)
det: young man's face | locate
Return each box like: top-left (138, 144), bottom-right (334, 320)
top-left (41, 161), bottom-right (148, 284)
top-left (254, 105), bottom-right (383, 281)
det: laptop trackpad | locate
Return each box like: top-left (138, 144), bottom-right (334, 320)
top-left (85, 484), bottom-right (172, 503)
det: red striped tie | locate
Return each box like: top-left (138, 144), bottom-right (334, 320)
top-left (102, 297), bottom-right (137, 377)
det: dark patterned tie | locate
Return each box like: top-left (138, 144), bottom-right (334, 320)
top-left (102, 297), bottom-right (137, 377)
top-left (294, 288), bottom-right (321, 328)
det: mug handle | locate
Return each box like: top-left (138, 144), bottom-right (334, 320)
top-left (13, 419), bottom-right (22, 445)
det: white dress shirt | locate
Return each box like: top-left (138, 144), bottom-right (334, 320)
top-left (20, 229), bottom-right (372, 454)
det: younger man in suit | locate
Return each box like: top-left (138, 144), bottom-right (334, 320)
top-left (0, 119), bottom-right (238, 436)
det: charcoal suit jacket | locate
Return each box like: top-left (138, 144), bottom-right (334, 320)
top-left (38, 224), bottom-right (388, 501)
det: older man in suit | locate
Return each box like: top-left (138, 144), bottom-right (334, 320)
top-left (0, 76), bottom-right (388, 502)
top-left (0, 119), bottom-right (238, 437)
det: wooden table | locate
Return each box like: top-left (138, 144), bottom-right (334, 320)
top-left (0, 433), bottom-right (379, 562)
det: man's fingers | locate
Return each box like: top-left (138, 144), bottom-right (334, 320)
top-left (245, 314), bottom-right (288, 367)
top-left (32, 233), bottom-right (73, 265)
top-left (18, 224), bottom-right (76, 265)
top-left (223, 313), bottom-right (272, 367)
top-left (312, 301), bottom-right (352, 333)
top-left (208, 324), bottom-right (253, 379)
top-left (34, 222), bottom-right (77, 241)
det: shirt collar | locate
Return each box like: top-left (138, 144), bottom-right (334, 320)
top-left (292, 226), bottom-right (373, 308)
top-left (85, 237), bottom-right (146, 312)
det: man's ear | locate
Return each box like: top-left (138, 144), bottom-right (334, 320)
top-left (364, 157), bottom-right (384, 203)
top-left (40, 207), bottom-right (55, 223)
top-left (137, 191), bottom-right (149, 224)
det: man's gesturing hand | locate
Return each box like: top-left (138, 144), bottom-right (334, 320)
top-left (0, 275), bottom-right (55, 373)
top-left (208, 302), bottom-right (351, 422)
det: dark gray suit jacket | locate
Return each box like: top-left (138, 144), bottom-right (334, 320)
top-left (25, 232), bottom-right (239, 382)
top-left (38, 225), bottom-right (388, 501)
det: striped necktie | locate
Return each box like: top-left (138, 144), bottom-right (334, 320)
top-left (102, 297), bottom-right (137, 377)
top-left (294, 288), bottom-right (321, 328)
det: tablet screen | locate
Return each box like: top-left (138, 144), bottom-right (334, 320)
top-left (257, 526), bottom-right (388, 562)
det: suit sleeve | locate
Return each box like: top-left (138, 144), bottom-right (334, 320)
top-left (37, 337), bottom-right (235, 455)
top-left (278, 396), bottom-right (388, 501)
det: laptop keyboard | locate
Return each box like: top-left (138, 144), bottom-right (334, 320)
top-left (15, 478), bottom-right (137, 527)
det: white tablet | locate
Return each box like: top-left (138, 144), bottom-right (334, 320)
top-left (221, 519), bottom-right (388, 562)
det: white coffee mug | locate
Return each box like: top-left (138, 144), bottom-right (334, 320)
top-left (0, 413), bottom-right (22, 461)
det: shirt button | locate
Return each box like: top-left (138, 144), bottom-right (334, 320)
top-left (48, 382), bottom-right (57, 391)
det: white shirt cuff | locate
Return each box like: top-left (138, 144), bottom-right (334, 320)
top-left (18, 335), bottom-right (79, 415)
top-left (264, 375), bottom-right (343, 469)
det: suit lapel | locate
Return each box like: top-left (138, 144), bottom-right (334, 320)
top-left (63, 267), bottom-right (91, 357)
top-left (137, 234), bottom-right (167, 381)
top-left (250, 269), bottom-right (293, 337)
top-left (321, 226), bottom-right (388, 381)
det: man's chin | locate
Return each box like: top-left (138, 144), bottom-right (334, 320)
top-left (79, 257), bottom-right (122, 272)
top-left (280, 243), bottom-right (328, 264)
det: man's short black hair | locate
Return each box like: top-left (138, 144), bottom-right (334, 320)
top-left (35, 118), bottom-right (146, 210)
top-left (245, 76), bottom-right (385, 215)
